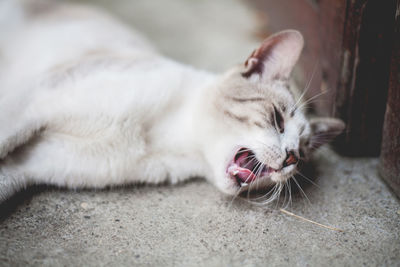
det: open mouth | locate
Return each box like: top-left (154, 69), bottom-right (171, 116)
top-left (227, 148), bottom-right (277, 187)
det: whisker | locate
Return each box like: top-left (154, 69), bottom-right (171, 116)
top-left (251, 157), bottom-right (276, 201)
top-left (241, 156), bottom-right (257, 169)
top-left (251, 183), bottom-right (278, 204)
top-left (297, 90), bottom-right (328, 111)
top-left (245, 160), bottom-right (263, 199)
top-left (292, 61), bottom-right (319, 112)
top-left (266, 184), bottom-right (282, 205)
top-left (287, 178), bottom-right (293, 208)
top-left (282, 180), bottom-right (292, 210)
top-left (295, 170), bottom-right (320, 189)
top-left (274, 182), bottom-right (284, 209)
top-left (282, 181), bottom-right (288, 209)
top-left (251, 160), bottom-right (265, 194)
top-left (291, 175), bottom-right (311, 205)
top-left (247, 158), bottom-right (267, 198)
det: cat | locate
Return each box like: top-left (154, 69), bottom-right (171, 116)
top-left (0, 1), bottom-right (345, 203)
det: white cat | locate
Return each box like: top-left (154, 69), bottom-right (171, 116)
top-left (0, 1), bottom-right (344, 203)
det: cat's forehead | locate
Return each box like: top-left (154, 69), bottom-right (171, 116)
top-left (222, 74), bottom-right (296, 108)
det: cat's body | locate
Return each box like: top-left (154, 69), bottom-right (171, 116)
top-left (0, 1), bottom-right (344, 203)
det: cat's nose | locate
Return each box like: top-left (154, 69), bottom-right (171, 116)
top-left (283, 149), bottom-right (298, 168)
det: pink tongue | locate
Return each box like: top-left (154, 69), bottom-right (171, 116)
top-left (236, 168), bottom-right (255, 182)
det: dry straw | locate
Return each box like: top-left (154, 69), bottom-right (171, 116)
top-left (280, 208), bottom-right (344, 232)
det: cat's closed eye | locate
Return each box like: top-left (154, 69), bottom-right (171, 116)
top-left (273, 105), bottom-right (285, 133)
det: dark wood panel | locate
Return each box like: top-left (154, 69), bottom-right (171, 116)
top-left (379, 0), bottom-right (400, 198)
top-left (335, 0), bottom-right (397, 156)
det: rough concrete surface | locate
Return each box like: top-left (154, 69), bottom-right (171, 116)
top-left (1, 0), bottom-right (399, 266)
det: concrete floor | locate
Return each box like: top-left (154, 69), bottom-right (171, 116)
top-left (1, 0), bottom-right (399, 266)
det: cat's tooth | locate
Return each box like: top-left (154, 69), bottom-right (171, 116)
top-left (233, 170), bottom-right (239, 175)
top-left (241, 182), bottom-right (248, 187)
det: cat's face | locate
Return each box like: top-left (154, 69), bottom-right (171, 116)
top-left (203, 30), bottom-right (344, 196)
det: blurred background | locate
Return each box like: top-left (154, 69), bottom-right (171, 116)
top-left (72, 0), bottom-right (261, 72)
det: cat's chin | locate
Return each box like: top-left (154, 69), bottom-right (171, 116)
top-left (270, 165), bottom-right (297, 183)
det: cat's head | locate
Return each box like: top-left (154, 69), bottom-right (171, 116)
top-left (202, 30), bottom-right (345, 196)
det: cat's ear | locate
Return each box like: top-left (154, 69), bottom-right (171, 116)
top-left (309, 118), bottom-right (345, 150)
top-left (242, 30), bottom-right (304, 81)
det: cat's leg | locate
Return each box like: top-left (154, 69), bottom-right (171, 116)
top-left (0, 118), bottom-right (202, 202)
top-left (0, 129), bottom-right (148, 203)
top-left (0, 141), bottom-right (109, 203)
